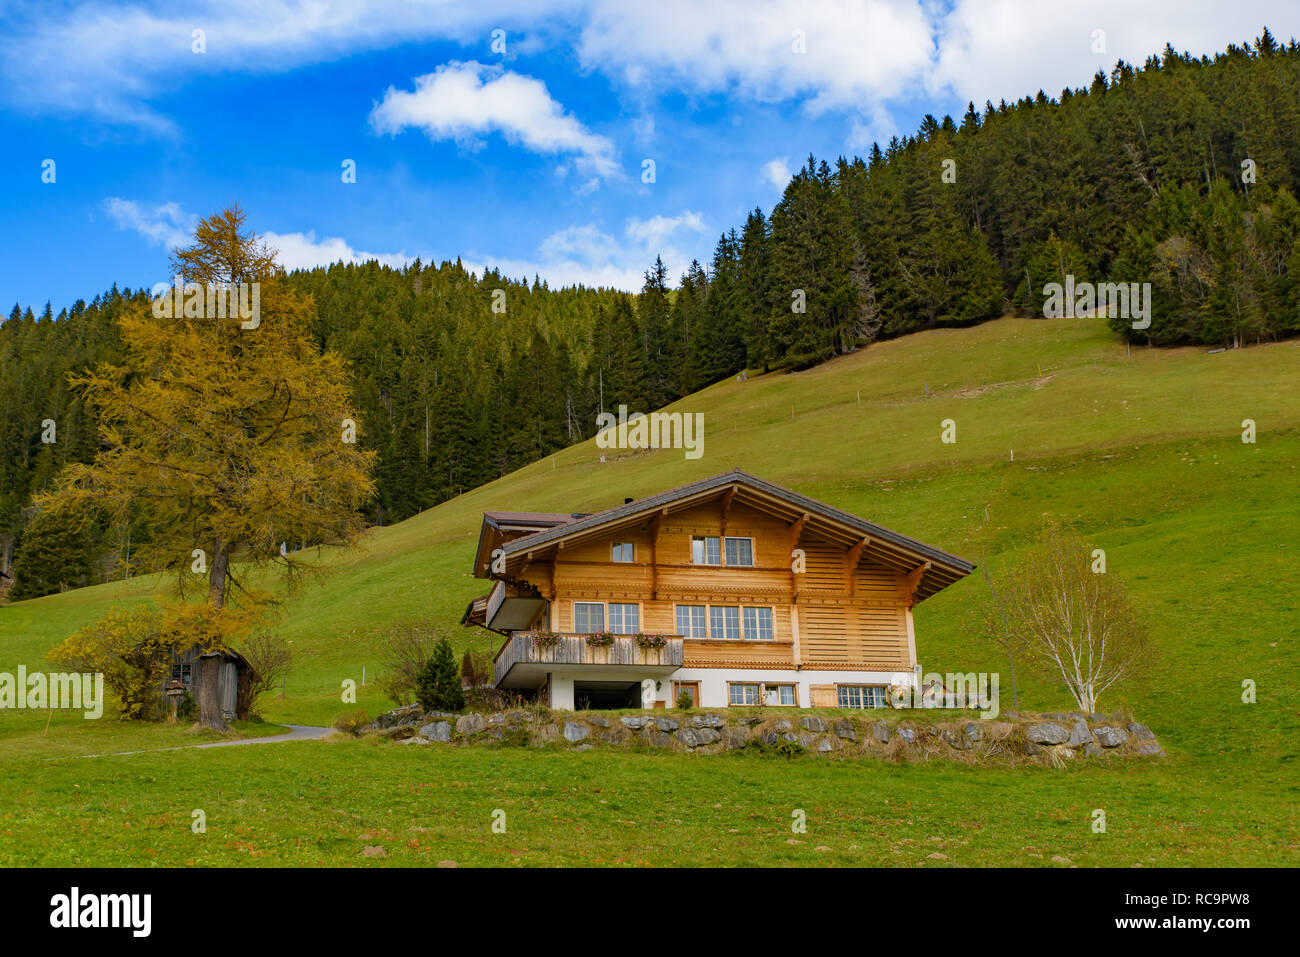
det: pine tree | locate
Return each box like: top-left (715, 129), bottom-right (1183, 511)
top-left (417, 637), bottom-right (465, 712)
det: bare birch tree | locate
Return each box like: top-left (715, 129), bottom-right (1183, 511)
top-left (1005, 526), bottom-right (1151, 713)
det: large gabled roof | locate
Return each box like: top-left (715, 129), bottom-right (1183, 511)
top-left (476, 469), bottom-right (974, 602)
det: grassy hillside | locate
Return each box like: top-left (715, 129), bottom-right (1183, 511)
top-left (3, 315), bottom-right (1297, 865)
top-left (1, 318), bottom-right (1295, 734)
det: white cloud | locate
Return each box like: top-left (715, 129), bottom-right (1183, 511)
top-left (625, 211), bottom-right (709, 250)
top-left (262, 231), bottom-right (415, 271)
top-left (370, 61), bottom-right (618, 178)
top-left (470, 209), bottom-right (712, 291)
top-left (99, 196), bottom-right (708, 289)
top-left (577, 0), bottom-right (937, 114)
top-left (10, 1), bottom-right (1299, 143)
top-left (934, 1), bottom-right (1298, 107)
top-left (103, 197), bottom-right (418, 270)
top-left (103, 198), bottom-right (197, 248)
top-left (762, 158), bottom-right (791, 190)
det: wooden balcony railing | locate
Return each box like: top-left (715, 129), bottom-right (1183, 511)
top-left (493, 633), bottom-right (684, 686)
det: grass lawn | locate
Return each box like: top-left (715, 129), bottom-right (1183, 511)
top-left (1, 738), bottom-right (1294, 867)
top-left (3, 316), bottom-right (1297, 866)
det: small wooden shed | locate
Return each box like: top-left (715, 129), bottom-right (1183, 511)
top-left (162, 647), bottom-right (254, 720)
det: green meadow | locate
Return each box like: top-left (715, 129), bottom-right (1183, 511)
top-left (2, 316), bottom-right (1298, 866)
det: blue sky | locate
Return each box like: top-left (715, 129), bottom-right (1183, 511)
top-left (3, 0), bottom-right (1297, 313)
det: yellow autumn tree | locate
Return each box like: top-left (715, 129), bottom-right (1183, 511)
top-left (40, 206), bottom-right (375, 728)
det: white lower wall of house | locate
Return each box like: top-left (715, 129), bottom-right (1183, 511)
top-left (663, 668), bottom-right (920, 709)
top-left (538, 668), bottom-right (921, 710)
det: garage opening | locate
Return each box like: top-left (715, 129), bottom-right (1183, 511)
top-left (574, 680), bottom-right (641, 710)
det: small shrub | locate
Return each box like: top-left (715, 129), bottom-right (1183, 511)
top-left (237, 632), bottom-right (291, 718)
top-left (333, 710), bottom-right (370, 735)
top-left (676, 689), bottom-right (694, 710)
top-left (375, 621), bottom-right (444, 707)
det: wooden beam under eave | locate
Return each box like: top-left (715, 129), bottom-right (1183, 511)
top-left (648, 509), bottom-right (664, 599)
top-left (845, 536), bottom-right (870, 595)
top-left (719, 485), bottom-right (737, 538)
top-left (904, 560), bottom-right (932, 607)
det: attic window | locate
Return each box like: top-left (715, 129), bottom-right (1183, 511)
top-left (691, 536), bottom-right (721, 565)
top-left (611, 542), bottom-right (634, 563)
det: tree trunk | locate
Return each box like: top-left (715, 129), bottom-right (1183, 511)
top-left (195, 655), bottom-right (228, 731)
top-left (198, 542), bottom-right (230, 730)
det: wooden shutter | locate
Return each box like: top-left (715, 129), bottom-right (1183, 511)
top-left (809, 684), bottom-right (837, 708)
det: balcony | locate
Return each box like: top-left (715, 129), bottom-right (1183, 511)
top-left (493, 633), bottom-right (684, 688)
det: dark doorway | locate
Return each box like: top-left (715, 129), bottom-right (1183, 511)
top-left (574, 680), bottom-right (641, 710)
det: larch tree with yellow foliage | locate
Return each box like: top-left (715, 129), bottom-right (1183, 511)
top-left (41, 207), bottom-right (375, 729)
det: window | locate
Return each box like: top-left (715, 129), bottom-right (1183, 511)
top-left (692, 536), bottom-right (721, 565)
top-left (837, 685), bottom-right (888, 709)
top-left (764, 683), bottom-right (797, 706)
top-left (574, 601), bottom-right (604, 633)
top-left (709, 605), bottom-right (741, 640)
top-left (608, 602), bottom-right (639, 635)
top-left (611, 542), bottom-right (634, 563)
top-left (673, 681), bottom-right (700, 706)
top-left (724, 536), bottom-right (754, 567)
top-left (675, 605), bottom-right (707, 639)
top-left (743, 606), bottom-right (774, 640)
top-left (728, 683), bottom-right (760, 706)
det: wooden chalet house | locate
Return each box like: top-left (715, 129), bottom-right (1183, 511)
top-left (463, 470), bottom-right (973, 710)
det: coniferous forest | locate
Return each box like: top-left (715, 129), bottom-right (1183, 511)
top-left (4, 31), bottom-right (1299, 599)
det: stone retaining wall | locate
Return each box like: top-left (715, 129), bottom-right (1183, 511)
top-left (359, 704), bottom-right (1165, 765)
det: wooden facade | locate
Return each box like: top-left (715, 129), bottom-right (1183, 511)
top-left (463, 470), bottom-right (973, 710)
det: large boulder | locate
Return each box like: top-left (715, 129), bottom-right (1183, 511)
top-left (725, 726), bottom-right (750, 750)
top-left (689, 714), bottom-right (725, 729)
top-left (456, 713), bottom-right (487, 735)
top-left (873, 722), bottom-right (891, 744)
top-left (896, 728), bottom-right (916, 744)
top-left (694, 728), bottom-right (722, 746)
top-left (963, 722), bottom-right (983, 744)
top-left (531, 724), bottom-right (560, 745)
top-left (675, 728), bottom-right (702, 748)
top-left (562, 721), bottom-right (589, 743)
top-left (1024, 722), bottom-right (1071, 745)
top-left (586, 715), bottom-right (611, 729)
top-left (1094, 726), bottom-right (1129, 748)
top-left (620, 715), bottom-right (651, 730)
top-left (1065, 718), bottom-right (1092, 747)
top-left (799, 715), bottom-right (826, 732)
top-left (940, 727), bottom-right (971, 750)
top-left (654, 716), bottom-right (680, 733)
top-left (1135, 741), bottom-right (1165, 757)
top-left (1127, 723), bottom-right (1156, 741)
top-left (418, 721), bottom-right (452, 743)
top-left (834, 719), bottom-right (858, 742)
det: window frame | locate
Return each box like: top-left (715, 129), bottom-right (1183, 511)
top-left (709, 605), bottom-right (741, 640)
top-left (691, 535), bottom-right (722, 566)
top-left (607, 602), bottom-right (640, 635)
top-left (611, 542), bottom-right (635, 563)
top-left (724, 536), bottom-right (755, 567)
top-left (762, 682), bottom-right (798, 707)
top-left (836, 684), bottom-right (888, 709)
top-left (728, 682), bottom-right (761, 706)
top-left (573, 601), bottom-right (605, 633)
top-left (675, 604), bottom-right (707, 639)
